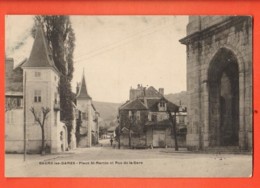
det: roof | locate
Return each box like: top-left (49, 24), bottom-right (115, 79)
top-left (143, 98), bottom-right (179, 112)
top-left (22, 25), bottom-right (58, 73)
top-left (119, 99), bottom-right (148, 111)
top-left (76, 73), bottom-right (92, 100)
top-left (145, 86), bottom-right (162, 98)
top-left (107, 126), bottom-right (117, 132)
top-left (5, 91), bottom-right (23, 96)
top-left (14, 58), bottom-right (27, 70)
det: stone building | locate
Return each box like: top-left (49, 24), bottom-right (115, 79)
top-left (180, 16), bottom-right (252, 150)
top-left (118, 85), bottom-right (187, 148)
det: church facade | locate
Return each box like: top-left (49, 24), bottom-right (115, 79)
top-left (180, 16), bottom-right (252, 151)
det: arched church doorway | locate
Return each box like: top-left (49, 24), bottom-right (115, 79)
top-left (208, 48), bottom-right (239, 147)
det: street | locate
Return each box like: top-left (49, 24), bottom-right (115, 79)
top-left (5, 139), bottom-right (252, 177)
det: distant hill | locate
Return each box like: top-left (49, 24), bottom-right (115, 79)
top-left (92, 101), bottom-right (121, 121)
top-left (164, 91), bottom-right (188, 107)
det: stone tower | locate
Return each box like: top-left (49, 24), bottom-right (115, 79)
top-left (76, 71), bottom-right (93, 147)
top-left (22, 25), bottom-right (64, 153)
top-left (180, 16), bottom-right (252, 151)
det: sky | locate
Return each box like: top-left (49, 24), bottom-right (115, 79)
top-left (5, 15), bottom-right (188, 103)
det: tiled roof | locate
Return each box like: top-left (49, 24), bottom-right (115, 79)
top-left (76, 74), bottom-right (92, 100)
top-left (119, 99), bottom-right (148, 111)
top-left (22, 25), bottom-right (58, 72)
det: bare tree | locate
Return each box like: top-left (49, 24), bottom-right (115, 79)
top-left (30, 107), bottom-right (50, 154)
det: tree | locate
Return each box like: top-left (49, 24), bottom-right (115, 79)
top-left (30, 107), bottom-right (50, 154)
top-left (32, 16), bottom-right (75, 146)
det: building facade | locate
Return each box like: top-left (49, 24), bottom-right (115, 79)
top-left (118, 85), bottom-right (187, 148)
top-left (180, 16), bottom-right (252, 150)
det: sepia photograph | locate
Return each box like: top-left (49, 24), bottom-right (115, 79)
top-left (5, 15), bottom-right (252, 177)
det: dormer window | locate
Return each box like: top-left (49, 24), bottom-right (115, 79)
top-left (160, 101), bottom-right (165, 107)
top-left (158, 100), bottom-right (167, 111)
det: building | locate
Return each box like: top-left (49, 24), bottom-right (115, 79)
top-left (5, 58), bottom-right (25, 153)
top-left (75, 72), bottom-right (99, 147)
top-left (179, 16), bottom-right (252, 151)
top-left (5, 25), bottom-right (67, 153)
top-left (118, 85), bottom-right (187, 148)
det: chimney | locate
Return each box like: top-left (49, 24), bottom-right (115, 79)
top-left (159, 88), bottom-right (164, 96)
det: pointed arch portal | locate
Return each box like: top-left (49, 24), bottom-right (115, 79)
top-left (208, 48), bottom-right (239, 146)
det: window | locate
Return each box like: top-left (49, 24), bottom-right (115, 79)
top-left (34, 90), bottom-right (41, 103)
top-left (17, 98), bottom-right (23, 107)
top-left (160, 101), bottom-right (165, 107)
top-left (136, 111), bottom-right (140, 120)
top-left (82, 112), bottom-right (88, 120)
top-left (54, 93), bottom-right (58, 104)
top-left (179, 116), bottom-right (185, 124)
top-left (148, 113), bottom-right (152, 121)
top-left (35, 71), bottom-right (41, 77)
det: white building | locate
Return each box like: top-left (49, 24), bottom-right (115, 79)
top-left (76, 72), bottom-right (99, 147)
top-left (5, 25), bottom-right (67, 154)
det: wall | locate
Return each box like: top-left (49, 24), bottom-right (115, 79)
top-left (23, 68), bottom-right (64, 153)
top-left (5, 109), bottom-right (24, 153)
top-left (181, 16), bottom-right (252, 150)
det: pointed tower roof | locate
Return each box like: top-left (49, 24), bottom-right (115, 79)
top-left (77, 71), bottom-right (92, 100)
top-left (22, 25), bottom-right (58, 72)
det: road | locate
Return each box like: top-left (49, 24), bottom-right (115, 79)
top-left (5, 139), bottom-right (252, 177)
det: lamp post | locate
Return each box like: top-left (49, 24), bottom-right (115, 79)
top-left (168, 109), bottom-right (179, 151)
